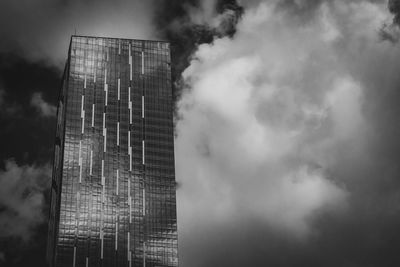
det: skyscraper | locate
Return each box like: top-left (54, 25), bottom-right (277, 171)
top-left (47, 36), bottom-right (178, 267)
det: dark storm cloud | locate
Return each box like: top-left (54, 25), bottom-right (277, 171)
top-left (0, 56), bottom-right (59, 265)
top-left (389, 0), bottom-right (400, 24)
top-left (0, 160), bottom-right (51, 241)
top-left (378, 0), bottom-right (400, 42)
top-left (0, 160), bottom-right (50, 267)
top-left (153, 0), bottom-right (243, 100)
top-left (0, 54), bottom-right (59, 167)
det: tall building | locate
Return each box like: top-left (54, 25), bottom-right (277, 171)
top-left (47, 36), bottom-right (178, 267)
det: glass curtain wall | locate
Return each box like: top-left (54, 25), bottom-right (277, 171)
top-left (47, 36), bottom-right (178, 267)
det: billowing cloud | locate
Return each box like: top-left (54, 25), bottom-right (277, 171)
top-left (177, 0), bottom-right (354, 238)
top-left (175, 0), bottom-right (400, 266)
top-left (0, 159), bottom-right (51, 241)
top-left (30, 92), bottom-right (56, 117)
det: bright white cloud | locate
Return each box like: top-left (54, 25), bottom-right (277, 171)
top-left (175, 3), bottom-right (390, 258)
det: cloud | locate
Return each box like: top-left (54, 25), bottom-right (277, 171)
top-left (175, 0), bottom-right (400, 266)
top-left (379, 0), bottom-right (400, 42)
top-left (389, 0), bottom-right (400, 24)
top-left (30, 92), bottom-right (56, 117)
top-left (0, 0), bottom-right (155, 67)
top-left (0, 159), bottom-right (51, 241)
top-left (178, 0), bottom-right (355, 237)
top-left (153, 0), bottom-right (243, 100)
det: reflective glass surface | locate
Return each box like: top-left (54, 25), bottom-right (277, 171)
top-left (47, 36), bottom-right (178, 267)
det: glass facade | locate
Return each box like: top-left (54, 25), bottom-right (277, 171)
top-left (47, 36), bottom-right (178, 267)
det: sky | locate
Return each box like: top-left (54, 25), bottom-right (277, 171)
top-left (1, 0), bottom-right (400, 266)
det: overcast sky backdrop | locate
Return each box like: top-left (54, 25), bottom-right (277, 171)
top-left (1, 0), bottom-right (400, 266)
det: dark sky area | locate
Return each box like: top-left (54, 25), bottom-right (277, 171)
top-left (1, 0), bottom-right (400, 267)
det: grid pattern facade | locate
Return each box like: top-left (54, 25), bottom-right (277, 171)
top-left (47, 36), bottom-right (178, 267)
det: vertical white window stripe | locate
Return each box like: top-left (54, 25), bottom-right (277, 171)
top-left (76, 192), bottom-right (80, 229)
top-left (103, 129), bottom-right (107, 152)
top-left (101, 160), bottom-right (104, 185)
top-left (103, 113), bottom-right (106, 129)
top-left (130, 58), bottom-right (132, 80)
top-left (81, 94), bottom-right (85, 133)
top-left (128, 87), bottom-right (132, 124)
top-left (81, 112), bottom-right (85, 134)
top-left (84, 74), bottom-right (87, 88)
top-left (81, 95), bottom-right (84, 116)
top-left (73, 246), bottom-right (76, 267)
top-left (104, 69), bottom-right (107, 84)
top-left (78, 140), bottom-right (82, 183)
top-left (128, 43), bottom-right (131, 56)
top-left (129, 43), bottom-right (132, 82)
top-left (117, 79), bottom-right (120, 100)
top-left (89, 150), bottom-right (93, 175)
top-left (142, 96), bottom-right (144, 118)
top-left (129, 196), bottom-right (132, 223)
top-left (118, 40), bottom-right (121, 55)
top-left (128, 179), bottom-right (131, 223)
top-left (91, 104), bottom-right (95, 127)
top-left (116, 169), bottom-right (119, 195)
top-left (117, 122), bottom-right (120, 146)
top-left (129, 102), bottom-right (132, 124)
top-left (142, 140), bottom-right (145, 164)
top-left (143, 188), bottom-right (146, 215)
top-left (105, 84), bottom-right (108, 106)
top-left (129, 148), bottom-right (132, 172)
top-left (128, 131), bottom-right (130, 149)
top-left (141, 51), bottom-right (144, 74)
top-left (86, 257), bottom-right (88, 267)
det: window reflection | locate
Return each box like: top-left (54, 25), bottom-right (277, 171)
top-left (47, 36), bottom-right (178, 267)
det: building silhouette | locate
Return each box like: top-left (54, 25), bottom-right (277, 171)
top-left (47, 36), bottom-right (178, 267)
